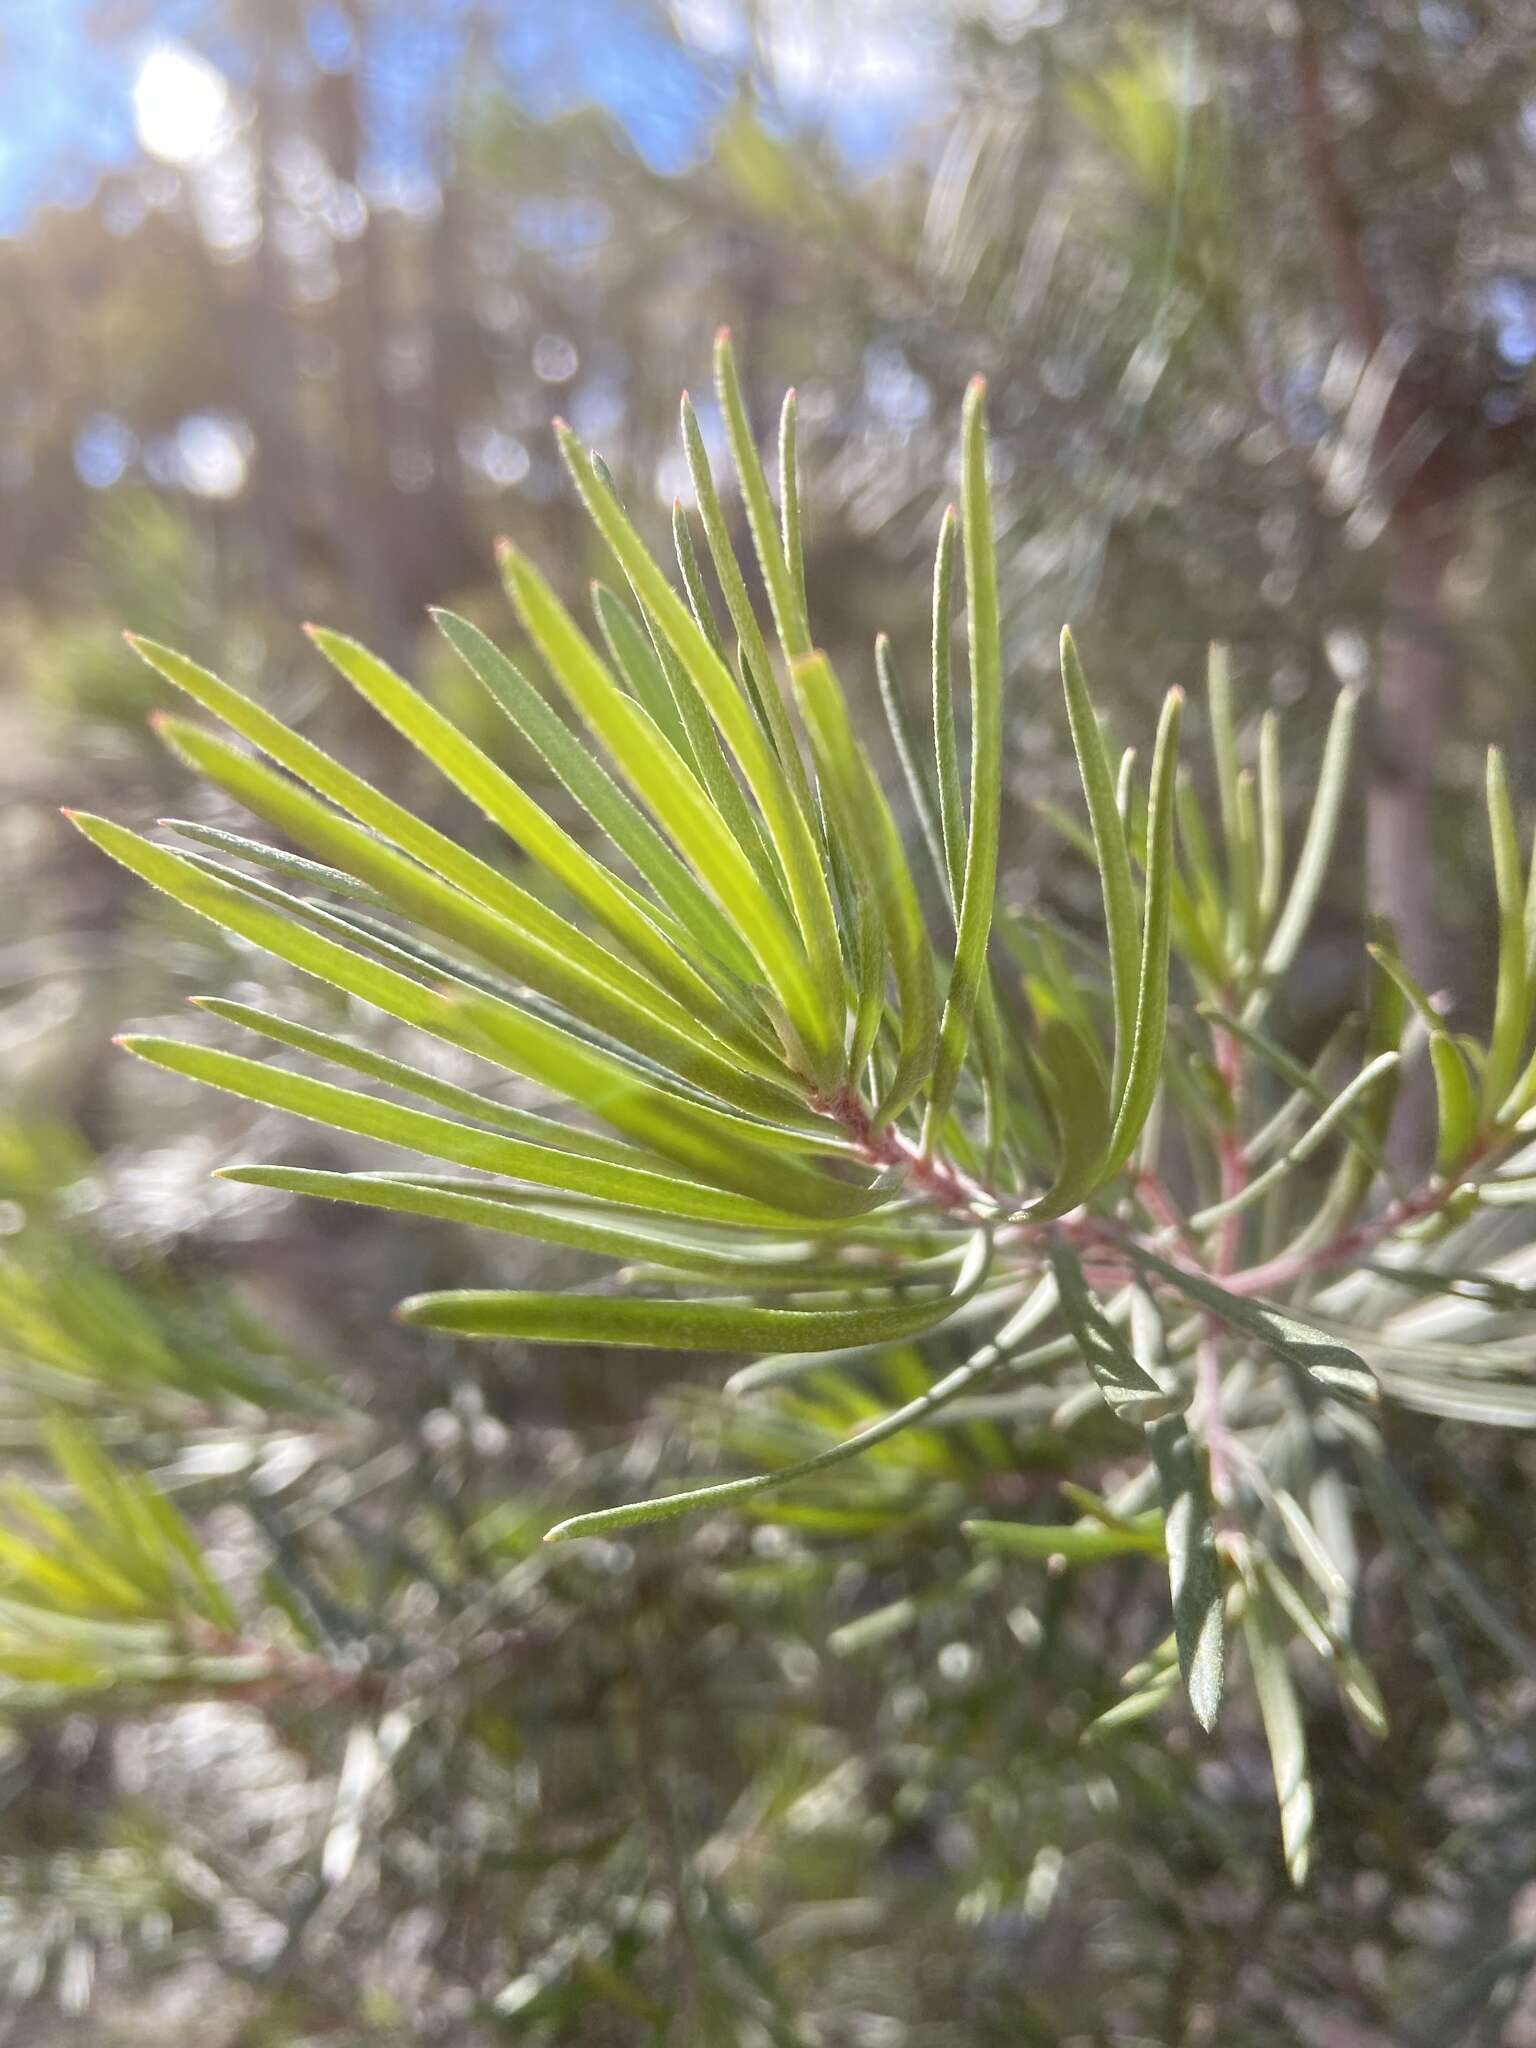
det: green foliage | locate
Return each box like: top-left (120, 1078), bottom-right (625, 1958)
top-left (64, 340), bottom-right (1536, 1889)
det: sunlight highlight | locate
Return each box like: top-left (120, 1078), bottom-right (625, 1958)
top-left (133, 43), bottom-right (232, 167)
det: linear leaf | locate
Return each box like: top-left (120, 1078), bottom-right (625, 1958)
top-left (126, 635), bottom-right (612, 971)
top-left (1022, 1005), bottom-right (1114, 1221)
top-left (778, 387), bottom-right (809, 634)
top-left (793, 651), bottom-right (937, 1124)
top-left (155, 713), bottom-right (798, 1120)
top-left (1187, 1051), bottom-right (1400, 1231)
top-left (431, 608), bottom-right (758, 986)
top-left (1241, 1581), bottom-right (1314, 1885)
top-left (875, 632), bottom-right (951, 908)
top-left (497, 542), bottom-right (832, 1069)
top-left (191, 998), bottom-right (653, 1167)
top-left (1150, 1417), bottom-right (1225, 1731)
top-left (1483, 745), bottom-right (1529, 1120)
top-left (1132, 1244), bottom-right (1378, 1403)
top-left (1257, 709), bottom-right (1284, 934)
top-left (593, 578), bottom-right (693, 755)
top-left (930, 504), bottom-right (965, 905)
top-left (1059, 626), bottom-right (1141, 1097)
top-left (220, 1165), bottom-right (824, 1271)
top-left (119, 1034), bottom-right (835, 1229)
top-left (923, 380), bottom-right (1002, 1142)
top-left (307, 624), bottom-right (757, 1048)
top-left (401, 1267), bottom-right (985, 1351)
top-left (670, 503), bottom-right (730, 666)
top-left (963, 1514), bottom-right (1164, 1561)
top-left (680, 389), bottom-right (801, 775)
top-left (1103, 686), bottom-right (1183, 1174)
top-left (554, 424), bottom-right (847, 1073)
top-left (70, 818), bottom-right (874, 1213)
top-left (1049, 1242), bottom-right (1183, 1423)
top-left (1249, 686), bottom-right (1360, 1020)
top-left (159, 820), bottom-right (387, 908)
top-left (713, 328), bottom-right (811, 665)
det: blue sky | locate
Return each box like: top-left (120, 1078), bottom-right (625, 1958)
top-left (0, 0), bottom-right (937, 235)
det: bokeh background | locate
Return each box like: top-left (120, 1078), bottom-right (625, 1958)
top-left (5, 3), bottom-right (1536, 2043)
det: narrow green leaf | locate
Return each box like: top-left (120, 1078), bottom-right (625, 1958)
top-left (119, 1034), bottom-right (841, 1228)
top-left (1430, 1033), bottom-right (1478, 1176)
top-left (497, 543), bottom-right (832, 1072)
top-left (1248, 686), bottom-right (1361, 1021)
top-left (127, 635), bottom-right (609, 973)
top-left (1059, 626), bottom-right (1140, 1096)
top-left (70, 818), bottom-right (869, 1212)
top-left (155, 712), bottom-right (798, 1120)
top-left (1234, 769), bottom-right (1262, 953)
top-left (220, 1164), bottom-right (824, 1272)
top-left (552, 429), bottom-right (847, 1076)
top-left (159, 820), bottom-right (386, 909)
top-left (400, 1282), bottom-right (979, 1350)
top-left (1081, 1670), bottom-right (1181, 1739)
top-left (1049, 1242), bottom-right (1183, 1423)
top-left (540, 1238), bottom-right (999, 1541)
top-left (923, 379), bottom-right (1003, 1143)
top-left (1483, 745), bottom-right (1529, 1121)
top-left (308, 624), bottom-right (747, 1041)
top-left (1103, 686), bottom-right (1184, 1175)
top-left (1132, 1243), bottom-right (1378, 1403)
top-left (1150, 1416), bottom-right (1225, 1731)
top-left (930, 504), bottom-right (965, 907)
top-left (1206, 641), bottom-right (1247, 954)
top-left (191, 998), bottom-right (654, 1167)
top-left (592, 579), bottom-right (694, 756)
top-left (1023, 1005), bottom-right (1114, 1221)
top-left (964, 1514), bottom-right (1165, 1561)
top-left (1202, 1004), bottom-right (1392, 1181)
top-left (875, 632), bottom-right (951, 909)
top-left (1187, 1051), bottom-right (1400, 1232)
top-left (713, 328), bottom-right (811, 665)
top-left (779, 387), bottom-right (809, 634)
top-left (431, 608), bottom-right (758, 986)
top-left (793, 651), bottom-right (937, 1124)
top-left (1257, 709), bottom-right (1284, 934)
top-left (669, 503), bottom-right (730, 666)
top-left (1241, 1582), bottom-right (1314, 1885)
top-left (680, 390), bottom-right (801, 776)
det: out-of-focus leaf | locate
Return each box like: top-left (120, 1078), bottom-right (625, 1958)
top-left (1150, 1417), bottom-right (1224, 1731)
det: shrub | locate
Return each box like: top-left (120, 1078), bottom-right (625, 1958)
top-left (67, 331), bottom-right (1536, 1885)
